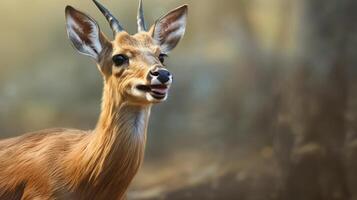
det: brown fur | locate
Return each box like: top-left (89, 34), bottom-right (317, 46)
top-left (0, 33), bottom-right (159, 200)
top-left (0, 2), bottom-right (188, 198)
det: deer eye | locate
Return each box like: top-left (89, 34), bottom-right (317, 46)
top-left (159, 53), bottom-right (168, 64)
top-left (112, 54), bottom-right (129, 66)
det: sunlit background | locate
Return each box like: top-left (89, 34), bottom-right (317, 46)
top-left (0, 0), bottom-right (356, 199)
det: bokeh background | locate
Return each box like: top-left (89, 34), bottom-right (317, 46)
top-left (1, 0), bottom-right (357, 199)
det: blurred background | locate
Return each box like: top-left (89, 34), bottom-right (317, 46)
top-left (0, 0), bottom-right (357, 199)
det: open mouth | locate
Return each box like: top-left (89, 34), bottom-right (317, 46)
top-left (136, 84), bottom-right (169, 100)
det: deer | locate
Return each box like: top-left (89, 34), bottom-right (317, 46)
top-left (0, 0), bottom-right (187, 199)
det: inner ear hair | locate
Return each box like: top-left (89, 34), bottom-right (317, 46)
top-left (152, 5), bottom-right (188, 54)
top-left (65, 6), bottom-right (104, 61)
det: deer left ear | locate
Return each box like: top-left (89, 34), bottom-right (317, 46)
top-left (151, 5), bottom-right (188, 54)
top-left (65, 6), bottom-right (105, 61)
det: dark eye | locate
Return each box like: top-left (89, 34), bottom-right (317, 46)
top-left (159, 53), bottom-right (168, 64)
top-left (112, 54), bottom-right (129, 66)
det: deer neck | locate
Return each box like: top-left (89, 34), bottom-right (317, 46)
top-left (68, 82), bottom-right (151, 195)
top-left (94, 83), bottom-right (151, 149)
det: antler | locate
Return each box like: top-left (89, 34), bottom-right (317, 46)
top-left (92, 0), bottom-right (124, 36)
top-left (137, 0), bottom-right (147, 32)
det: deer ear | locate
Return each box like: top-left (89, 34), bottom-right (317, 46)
top-left (151, 5), bottom-right (188, 54)
top-left (65, 6), bottom-right (104, 61)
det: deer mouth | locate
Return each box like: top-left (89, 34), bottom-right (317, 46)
top-left (136, 84), bottom-right (169, 100)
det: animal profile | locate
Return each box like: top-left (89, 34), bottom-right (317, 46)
top-left (0, 0), bottom-right (187, 199)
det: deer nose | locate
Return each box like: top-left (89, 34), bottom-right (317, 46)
top-left (149, 68), bottom-right (172, 84)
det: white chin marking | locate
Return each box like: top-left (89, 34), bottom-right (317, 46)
top-left (146, 92), bottom-right (167, 102)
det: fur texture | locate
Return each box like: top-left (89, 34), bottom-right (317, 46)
top-left (0, 3), bottom-right (187, 200)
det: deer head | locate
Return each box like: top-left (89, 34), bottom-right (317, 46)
top-left (65, 0), bottom-right (188, 105)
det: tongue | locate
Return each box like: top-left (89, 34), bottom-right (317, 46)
top-left (151, 88), bottom-right (168, 94)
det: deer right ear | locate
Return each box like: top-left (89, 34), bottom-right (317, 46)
top-left (65, 6), bottom-right (104, 61)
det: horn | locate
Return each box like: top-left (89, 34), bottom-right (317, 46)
top-left (92, 0), bottom-right (124, 36)
top-left (137, 0), bottom-right (147, 32)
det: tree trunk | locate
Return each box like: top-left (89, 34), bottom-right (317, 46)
top-left (276, 0), bottom-right (357, 199)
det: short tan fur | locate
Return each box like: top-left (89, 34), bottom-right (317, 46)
top-left (0, 1), bottom-right (187, 199)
